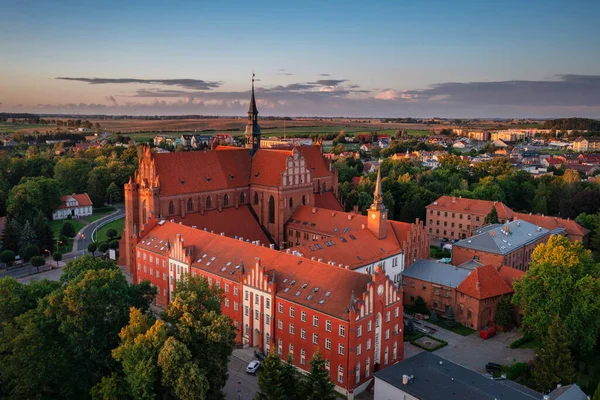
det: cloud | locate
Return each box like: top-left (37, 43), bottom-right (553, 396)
top-left (307, 79), bottom-right (348, 86)
top-left (105, 95), bottom-right (119, 106)
top-left (404, 74), bottom-right (600, 107)
top-left (56, 77), bottom-right (222, 90)
top-left (277, 69), bottom-right (293, 76)
top-left (319, 73), bottom-right (330, 76)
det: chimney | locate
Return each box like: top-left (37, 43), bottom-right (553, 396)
top-left (347, 214), bottom-right (352, 221)
top-left (312, 207), bottom-right (317, 214)
top-left (269, 244), bottom-right (275, 249)
top-left (361, 224), bottom-right (366, 229)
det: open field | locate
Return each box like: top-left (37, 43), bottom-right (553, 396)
top-left (0, 122), bottom-right (52, 134)
top-left (95, 217), bottom-right (124, 242)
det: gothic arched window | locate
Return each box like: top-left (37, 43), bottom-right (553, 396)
top-left (322, 182), bottom-right (326, 193)
top-left (254, 192), bottom-right (259, 204)
top-left (142, 200), bottom-right (147, 224)
top-left (223, 194), bottom-right (229, 206)
top-left (187, 198), bottom-right (193, 212)
top-left (289, 197), bottom-right (293, 209)
top-left (268, 196), bottom-right (275, 224)
top-left (302, 195), bottom-right (306, 205)
top-left (168, 201), bottom-right (174, 215)
top-left (206, 196), bottom-right (212, 209)
top-left (240, 191), bottom-right (245, 204)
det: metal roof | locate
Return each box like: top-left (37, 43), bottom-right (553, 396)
top-left (456, 220), bottom-right (563, 255)
top-left (374, 352), bottom-right (542, 400)
top-left (402, 259), bottom-right (471, 288)
top-left (547, 384), bottom-right (588, 400)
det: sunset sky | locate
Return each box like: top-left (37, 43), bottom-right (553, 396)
top-left (1, 0), bottom-right (599, 118)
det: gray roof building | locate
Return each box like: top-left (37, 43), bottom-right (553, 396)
top-left (456, 220), bottom-right (563, 255)
top-left (546, 384), bottom-right (588, 400)
top-left (402, 259), bottom-right (471, 288)
top-left (374, 352), bottom-right (542, 400)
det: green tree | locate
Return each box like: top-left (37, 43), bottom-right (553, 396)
top-left (405, 318), bottom-right (415, 335)
top-left (593, 383), bottom-right (600, 400)
top-left (60, 256), bottom-right (117, 284)
top-left (305, 349), bottom-right (336, 400)
top-left (30, 255), bottom-right (45, 272)
top-left (7, 177), bottom-right (62, 221)
top-left (98, 242), bottom-right (110, 253)
top-left (413, 296), bottom-right (428, 315)
top-left (53, 251), bottom-right (63, 268)
top-left (445, 306), bottom-right (456, 327)
top-left (513, 235), bottom-right (600, 352)
top-left (0, 249), bottom-right (16, 264)
top-left (494, 295), bottom-right (514, 326)
top-left (531, 315), bottom-right (576, 393)
top-left (331, 144), bottom-right (345, 155)
top-left (87, 166), bottom-right (112, 206)
top-left (60, 221), bottom-right (76, 238)
top-left (106, 182), bottom-right (121, 205)
top-left (106, 228), bottom-right (118, 240)
top-left (19, 220), bottom-right (37, 254)
top-left (54, 158), bottom-right (92, 194)
top-left (88, 242), bottom-right (97, 255)
top-left (0, 277), bottom-right (60, 324)
top-left (484, 207), bottom-right (499, 224)
top-left (430, 310), bottom-right (438, 322)
top-left (281, 355), bottom-right (305, 400)
top-left (256, 350), bottom-right (286, 400)
top-left (22, 244), bottom-right (40, 262)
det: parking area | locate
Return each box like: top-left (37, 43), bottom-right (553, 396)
top-left (224, 350), bottom-right (259, 400)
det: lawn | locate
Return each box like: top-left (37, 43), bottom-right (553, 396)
top-left (84, 206), bottom-right (117, 222)
top-left (406, 129), bottom-right (431, 137)
top-left (426, 318), bottom-right (476, 336)
top-left (49, 219), bottom-right (86, 252)
top-left (95, 217), bottom-right (124, 242)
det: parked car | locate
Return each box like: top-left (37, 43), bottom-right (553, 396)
top-left (246, 360), bottom-right (261, 374)
top-left (480, 326), bottom-right (496, 340)
top-left (485, 362), bottom-right (502, 374)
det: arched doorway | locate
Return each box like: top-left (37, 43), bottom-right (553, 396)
top-left (168, 201), bottom-right (174, 215)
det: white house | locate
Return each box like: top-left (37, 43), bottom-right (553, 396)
top-left (52, 193), bottom-right (93, 220)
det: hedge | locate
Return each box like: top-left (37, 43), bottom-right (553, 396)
top-left (509, 335), bottom-right (534, 349)
top-left (410, 334), bottom-right (448, 352)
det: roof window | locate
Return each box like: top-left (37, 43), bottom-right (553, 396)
top-left (325, 291), bottom-right (331, 297)
top-left (343, 227), bottom-right (350, 234)
top-left (319, 299), bottom-right (326, 304)
top-left (307, 295), bottom-right (313, 300)
top-left (313, 287), bottom-right (319, 293)
top-left (295, 291), bottom-right (301, 297)
top-left (310, 223), bottom-right (316, 227)
top-left (339, 237), bottom-right (347, 243)
top-left (301, 283), bottom-right (308, 289)
top-left (315, 244), bottom-right (323, 250)
top-left (349, 234), bottom-right (357, 240)
top-left (290, 280), bottom-right (296, 285)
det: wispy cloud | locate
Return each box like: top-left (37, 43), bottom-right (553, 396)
top-left (319, 73), bottom-right (330, 77)
top-left (277, 69), bottom-right (293, 76)
top-left (307, 79), bottom-right (348, 86)
top-left (105, 95), bottom-right (119, 106)
top-left (56, 77), bottom-right (222, 90)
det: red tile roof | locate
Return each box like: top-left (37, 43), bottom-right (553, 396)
top-left (513, 213), bottom-right (589, 239)
top-left (138, 221), bottom-right (372, 319)
top-left (297, 145), bottom-right (330, 178)
top-left (497, 265), bottom-right (525, 290)
top-left (168, 206), bottom-right (271, 245)
top-left (314, 192), bottom-right (344, 211)
top-left (250, 149), bottom-right (293, 187)
top-left (153, 148), bottom-right (251, 195)
top-left (427, 196), bottom-right (514, 220)
top-left (58, 193), bottom-right (93, 209)
top-left (457, 265), bottom-right (513, 300)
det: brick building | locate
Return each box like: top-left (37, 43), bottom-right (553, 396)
top-left (451, 220), bottom-right (563, 271)
top-left (514, 212), bottom-right (590, 246)
top-left (401, 260), bottom-right (513, 329)
top-left (287, 169), bottom-right (430, 284)
top-left (135, 219), bottom-right (404, 399)
top-left (425, 196), bottom-right (514, 240)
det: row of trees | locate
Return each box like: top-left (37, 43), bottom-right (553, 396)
top-left (0, 257), bottom-right (237, 400)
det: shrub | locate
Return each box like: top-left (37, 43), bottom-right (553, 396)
top-left (98, 242), bottom-right (110, 253)
top-left (430, 310), bottom-right (438, 322)
top-left (506, 362), bottom-right (529, 380)
top-left (30, 256), bottom-right (46, 271)
top-left (410, 334), bottom-right (448, 352)
top-left (0, 249), bottom-right (16, 264)
top-left (87, 243), bottom-right (97, 254)
top-left (23, 245), bottom-right (40, 262)
top-left (510, 335), bottom-right (534, 349)
top-left (106, 229), bottom-right (118, 240)
top-left (109, 240), bottom-right (120, 249)
top-left (60, 222), bottom-right (76, 238)
top-left (413, 296), bottom-right (429, 315)
top-left (446, 306), bottom-right (456, 328)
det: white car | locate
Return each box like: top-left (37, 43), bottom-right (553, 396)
top-left (246, 360), bottom-right (261, 374)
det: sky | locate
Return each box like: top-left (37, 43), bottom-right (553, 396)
top-left (1, 0), bottom-right (599, 118)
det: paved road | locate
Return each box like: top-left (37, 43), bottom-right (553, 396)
top-left (0, 206), bottom-right (124, 280)
top-left (224, 354), bottom-right (259, 400)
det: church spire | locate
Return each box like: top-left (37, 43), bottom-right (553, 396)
top-left (244, 72), bottom-right (261, 155)
top-left (371, 167), bottom-right (384, 211)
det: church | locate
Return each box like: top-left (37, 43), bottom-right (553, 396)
top-left (120, 79), bottom-right (430, 399)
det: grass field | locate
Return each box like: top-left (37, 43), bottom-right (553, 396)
top-left (95, 217), bottom-right (124, 242)
top-left (0, 122), bottom-right (51, 134)
top-left (426, 318), bottom-right (476, 336)
top-left (84, 206), bottom-right (117, 222)
top-left (407, 129), bottom-right (431, 137)
top-left (49, 219), bottom-right (86, 253)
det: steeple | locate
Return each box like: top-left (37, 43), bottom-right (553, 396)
top-left (244, 72), bottom-right (261, 155)
top-left (367, 167), bottom-right (388, 239)
top-left (371, 167), bottom-right (385, 211)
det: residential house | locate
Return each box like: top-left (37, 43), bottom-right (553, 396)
top-left (52, 193), bottom-right (93, 220)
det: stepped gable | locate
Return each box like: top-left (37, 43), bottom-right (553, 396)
top-left (513, 212), bottom-right (589, 238)
top-left (297, 145), bottom-right (330, 178)
top-left (457, 264), bottom-right (513, 299)
top-left (138, 221), bottom-right (372, 320)
top-left (152, 147), bottom-right (251, 195)
top-left (250, 148), bottom-right (293, 186)
top-left (428, 196), bottom-right (514, 220)
top-left (169, 206), bottom-right (270, 245)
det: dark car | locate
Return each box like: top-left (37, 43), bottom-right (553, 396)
top-left (485, 362), bottom-right (502, 374)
